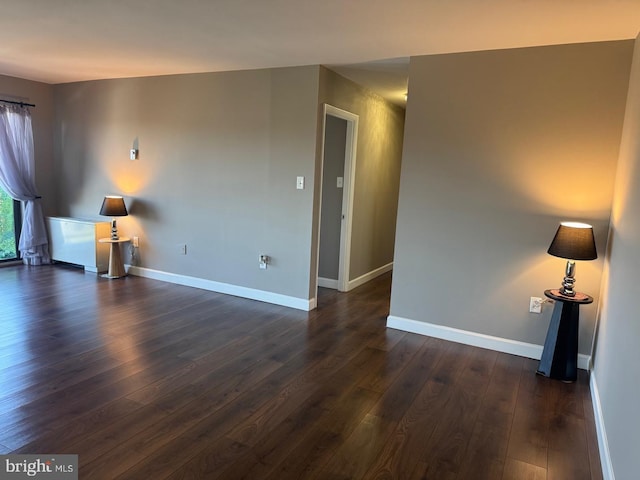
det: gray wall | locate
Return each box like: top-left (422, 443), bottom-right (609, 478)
top-left (319, 115), bottom-right (347, 281)
top-left (53, 66), bottom-right (320, 301)
top-left (0, 75), bottom-right (55, 217)
top-left (391, 41), bottom-right (632, 355)
top-left (317, 67), bottom-right (405, 282)
top-left (593, 34), bottom-right (640, 479)
top-left (52, 64), bottom-right (404, 304)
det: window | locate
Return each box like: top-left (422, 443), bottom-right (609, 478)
top-left (0, 188), bottom-right (20, 261)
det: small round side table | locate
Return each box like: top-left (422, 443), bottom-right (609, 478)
top-left (98, 237), bottom-right (130, 279)
top-left (537, 289), bottom-right (593, 382)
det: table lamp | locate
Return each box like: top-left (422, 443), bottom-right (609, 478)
top-left (99, 195), bottom-right (128, 240)
top-left (547, 222), bottom-right (597, 297)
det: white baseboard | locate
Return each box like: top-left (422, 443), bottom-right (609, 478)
top-left (127, 266), bottom-right (313, 311)
top-left (386, 315), bottom-right (590, 370)
top-left (590, 374), bottom-right (615, 480)
top-left (318, 277), bottom-right (339, 289)
top-left (346, 262), bottom-right (393, 291)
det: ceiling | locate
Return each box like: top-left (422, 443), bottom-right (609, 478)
top-left (2, 1), bottom-right (639, 105)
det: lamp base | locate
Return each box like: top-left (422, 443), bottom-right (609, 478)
top-left (559, 286), bottom-right (576, 297)
top-left (110, 218), bottom-right (119, 240)
top-left (559, 260), bottom-right (576, 297)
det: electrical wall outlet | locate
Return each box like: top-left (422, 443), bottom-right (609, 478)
top-left (530, 296), bottom-right (543, 314)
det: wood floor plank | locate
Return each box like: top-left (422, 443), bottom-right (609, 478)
top-left (548, 446), bottom-right (591, 480)
top-left (356, 332), bottom-right (427, 393)
top-left (455, 353), bottom-right (524, 480)
top-left (415, 345), bottom-right (495, 480)
top-left (263, 386), bottom-right (382, 480)
top-left (78, 356), bottom-right (287, 478)
top-left (223, 348), bottom-right (368, 448)
top-left (357, 338), bottom-right (456, 479)
top-left (502, 458), bottom-right (547, 480)
top-left (506, 360), bottom-right (557, 469)
top-left (0, 265), bottom-right (602, 479)
top-left (547, 413), bottom-right (591, 480)
top-left (318, 338), bottom-right (457, 480)
top-left (313, 412), bottom-right (397, 480)
top-left (81, 329), bottom-right (337, 478)
top-left (215, 347), bottom-right (390, 479)
top-left (11, 397), bottom-right (147, 455)
top-left (158, 436), bottom-right (251, 480)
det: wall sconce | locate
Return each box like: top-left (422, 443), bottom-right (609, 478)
top-left (99, 195), bottom-right (128, 240)
top-left (547, 222), bottom-right (597, 297)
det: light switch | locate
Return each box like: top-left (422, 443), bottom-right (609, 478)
top-left (130, 149), bottom-right (138, 160)
top-left (337, 177), bottom-right (344, 188)
top-left (296, 176), bottom-right (305, 190)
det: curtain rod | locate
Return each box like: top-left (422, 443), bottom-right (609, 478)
top-left (0, 98), bottom-right (36, 108)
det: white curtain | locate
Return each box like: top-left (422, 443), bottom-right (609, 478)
top-left (0, 104), bottom-right (49, 264)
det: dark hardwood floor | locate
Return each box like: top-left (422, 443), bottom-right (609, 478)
top-left (0, 264), bottom-right (602, 479)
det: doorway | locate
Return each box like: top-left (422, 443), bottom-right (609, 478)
top-left (317, 104), bottom-right (358, 294)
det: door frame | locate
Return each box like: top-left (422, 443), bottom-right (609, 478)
top-left (316, 104), bottom-right (359, 293)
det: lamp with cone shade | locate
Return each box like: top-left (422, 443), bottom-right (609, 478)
top-left (99, 196), bottom-right (128, 240)
top-left (547, 222), bottom-right (597, 297)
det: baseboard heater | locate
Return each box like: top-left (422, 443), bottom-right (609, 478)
top-left (46, 217), bottom-right (111, 273)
